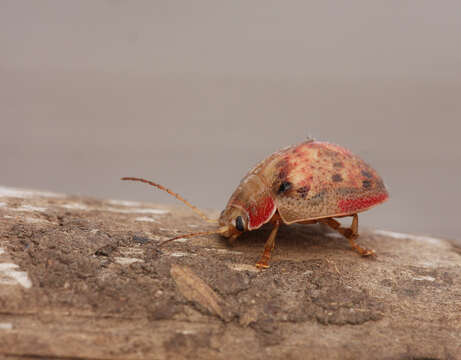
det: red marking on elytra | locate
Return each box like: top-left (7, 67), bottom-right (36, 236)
top-left (338, 193), bottom-right (388, 213)
top-left (248, 196), bottom-right (275, 229)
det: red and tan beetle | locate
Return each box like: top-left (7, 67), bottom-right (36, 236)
top-left (122, 139), bottom-right (388, 268)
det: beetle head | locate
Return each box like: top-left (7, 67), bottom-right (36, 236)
top-left (218, 206), bottom-right (249, 242)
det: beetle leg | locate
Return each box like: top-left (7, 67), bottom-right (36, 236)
top-left (256, 219), bottom-right (281, 269)
top-left (321, 214), bottom-right (375, 257)
top-left (228, 233), bottom-right (239, 246)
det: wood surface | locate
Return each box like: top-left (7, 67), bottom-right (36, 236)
top-left (0, 186), bottom-right (460, 359)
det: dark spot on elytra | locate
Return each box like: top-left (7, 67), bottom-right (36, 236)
top-left (337, 187), bottom-right (356, 195)
top-left (319, 148), bottom-right (337, 158)
top-left (332, 174), bottom-right (343, 182)
top-left (333, 162), bottom-right (344, 168)
top-left (362, 180), bottom-right (372, 189)
top-left (278, 181), bottom-right (292, 194)
top-left (278, 169), bottom-right (288, 181)
top-left (361, 170), bottom-right (373, 179)
top-left (276, 158), bottom-right (290, 181)
top-left (309, 190), bottom-right (326, 204)
top-left (297, 186), bottom-right (310, 199)
top-left (276, 158), bottom-right (289, 169)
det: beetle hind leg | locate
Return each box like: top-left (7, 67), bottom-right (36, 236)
top-left (320, 214), bottom-right (375, 257)
top-left (256, 220), bottom-right (281, 269)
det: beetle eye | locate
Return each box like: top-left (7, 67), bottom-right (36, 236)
top-left (235, 216), bottom-right (245, 232)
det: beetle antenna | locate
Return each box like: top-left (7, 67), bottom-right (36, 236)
top-left (159, 226), bottom-right (229, 246)
top-left (121, 177), bottom-right (217, 223)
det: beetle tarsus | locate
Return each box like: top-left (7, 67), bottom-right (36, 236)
top-left (256, 219), bottom-right (280, 269)
top-left (320, 214), bottom-right (376, 258)
top-left (348, 236), bottom-right (376, 257)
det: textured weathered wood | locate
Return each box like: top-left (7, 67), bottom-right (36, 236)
top-left (0, 186), bottom-right (460, 360)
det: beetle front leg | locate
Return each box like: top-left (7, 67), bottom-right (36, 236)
top-left (321, 214), bottom-right (375, 257)
top-left (256, 219), bottom-right (281, 269)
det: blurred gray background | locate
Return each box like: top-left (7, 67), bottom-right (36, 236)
top-left (1, 1), bottom-right (460, 240)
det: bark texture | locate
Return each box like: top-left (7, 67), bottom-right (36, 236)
top-left (0, 186), bottom-right (460, 360)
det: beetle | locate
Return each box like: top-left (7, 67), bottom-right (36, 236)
top-left (122, 139), bottom-right (388, 268)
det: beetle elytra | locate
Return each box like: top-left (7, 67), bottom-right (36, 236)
top-left (122, 139), bottom-right (388, 268)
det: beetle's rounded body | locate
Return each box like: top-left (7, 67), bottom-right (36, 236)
top-left (123, 139), bottom-right (388, 268)
top-left (219, 140), bottom-right (388, 236)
